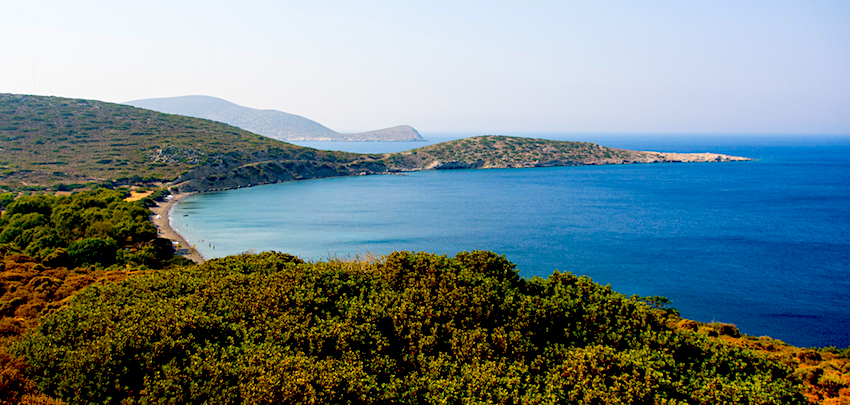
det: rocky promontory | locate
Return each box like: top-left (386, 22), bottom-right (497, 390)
top-left (382, 135), bottom-right (750, 172)
top-left (170, 135), bottom-right (751, 192)
top-left (336, 125), bottom-right (424, 142)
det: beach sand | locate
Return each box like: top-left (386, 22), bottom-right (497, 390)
top-left (149, 192), bottom-right (205, 263)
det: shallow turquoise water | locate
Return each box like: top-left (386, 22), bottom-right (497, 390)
top-left (172, 136), bottom-right (850, 347)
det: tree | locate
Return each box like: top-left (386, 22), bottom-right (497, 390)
top-left (67, 237), bottom-right (118, 267)
top-left (3, 196), bottom-right (53, 218)
top-left (0, 193), bottom-right (15, 210)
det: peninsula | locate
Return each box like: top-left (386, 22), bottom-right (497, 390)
top-left (0, 94), bottom-right (750, 194)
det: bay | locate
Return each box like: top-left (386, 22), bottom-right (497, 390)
top-left (172, 135), bottom-right (850, 348)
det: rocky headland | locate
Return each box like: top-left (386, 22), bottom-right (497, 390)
top-left (380, 135), bottom-right (750, 171)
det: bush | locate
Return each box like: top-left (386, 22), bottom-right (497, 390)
top-left (3, 197), bottom-right (52, 218)
top-left (0, 193), bottom-right (14, 210)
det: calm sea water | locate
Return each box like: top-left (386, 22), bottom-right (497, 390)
top-left (172, 135), bottom-right (850, 348)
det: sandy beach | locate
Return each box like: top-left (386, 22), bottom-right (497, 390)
top-left (149, 192), bottom-right (205, 263)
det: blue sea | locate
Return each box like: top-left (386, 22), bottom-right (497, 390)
top-left (171, 134), bottom-right (850, 348)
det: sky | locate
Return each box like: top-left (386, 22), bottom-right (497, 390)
top-left (1, 1), bottom-right (848, 135)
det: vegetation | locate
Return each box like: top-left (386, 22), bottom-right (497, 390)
top-left (0, 189), bottom-right (186, 335)
top-left (8, 250), bottom-right (807, 404)
top-left (2, 94), bottom-right (843, 404)
top-left (0, 190), bottom-right (193, 404)
top-left (384, 136), bottom-right (637, 170)
top-left (670, 320), bottom-right (850, 404)
top-left (0, 189), bottom-right (178, 266)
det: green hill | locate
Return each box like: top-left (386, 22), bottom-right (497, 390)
top-left (0, 94), bottom-right (384, 192)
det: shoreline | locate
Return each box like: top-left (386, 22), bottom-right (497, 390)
top-left (149, 192), bottom-right (205, 263)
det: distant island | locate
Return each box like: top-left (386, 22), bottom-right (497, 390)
top-left (124, 95), bottom-right (425, 142)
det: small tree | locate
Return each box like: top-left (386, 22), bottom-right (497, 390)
top-left (67, 237), bottom-right (118, 267)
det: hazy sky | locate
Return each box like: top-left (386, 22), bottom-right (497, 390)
top-left (2, 1), bottom-right (848, 134)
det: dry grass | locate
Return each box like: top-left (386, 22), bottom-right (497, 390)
top-left (672, 317), bottom-right (850, 404)
top-left (124, 190), bottom-right (154, 202)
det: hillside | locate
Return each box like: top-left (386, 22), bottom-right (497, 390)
top-left (0, 94), bottom-right (386, 192)
top-left (331, 124), bottom-right (423, 142)
top-left (124, 95), bottom-right (425, 142)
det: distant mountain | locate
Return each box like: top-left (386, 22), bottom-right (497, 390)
top-left (123, 96), bottom-right (425, 142)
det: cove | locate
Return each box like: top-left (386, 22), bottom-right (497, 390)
top-left (172, 142), bottom-right (850, 348)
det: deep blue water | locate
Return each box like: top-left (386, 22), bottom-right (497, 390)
top-left (172, 135), bottom-right (850, 348)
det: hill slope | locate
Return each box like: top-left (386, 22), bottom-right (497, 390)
top-left (334, 124), bottom-right (423, 142)
top-left (124, 95), bottom-right (425, 142)
top-left (0, 94), bottom-right (386, 191)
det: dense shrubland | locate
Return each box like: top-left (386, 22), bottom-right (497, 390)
top-left (0, 189), bottom-right (187, 335)
top-left (0, 189), bottom-right (190, 404)
top-left (681, 322), bottom-right (850, 404)
top-left (12, 250), bottom-right (807, 404)
top-left (0, 189), bottom-right (176, 269)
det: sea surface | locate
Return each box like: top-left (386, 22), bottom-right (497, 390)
top-left (172, 134), bottom-right (850, 348)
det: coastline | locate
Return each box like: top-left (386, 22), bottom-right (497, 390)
top-left (149, 192), bottom-right (205, 263)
